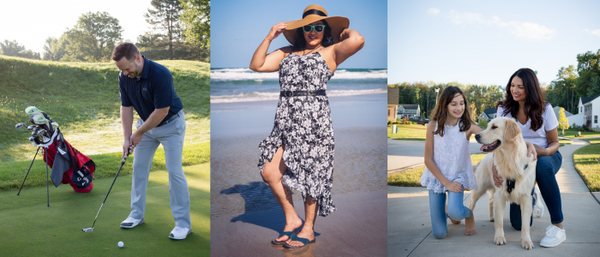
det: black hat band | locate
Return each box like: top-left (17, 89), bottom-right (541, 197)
top-left (303, 9), bottom-right (327, 18)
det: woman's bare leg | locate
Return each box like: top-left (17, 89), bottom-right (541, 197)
top-left (262, 145), bottom-right (302, 242)
top-left (286, 195), bottom-right (317, 247)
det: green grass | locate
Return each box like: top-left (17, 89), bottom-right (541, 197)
top-left (0, 55), bottom-right (210, 163)
top-left (388, 153), bottom-right (487, 187)
top-left (0, 163), bottom-right (210, 256)
top-left (573, 138), bottom-right (600, 192)
top-left (559, 128), bottom-right (600, 138)
top-left (388, 124), bottom-right (427, 140)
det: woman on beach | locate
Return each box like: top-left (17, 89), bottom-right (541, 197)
top-left (249, 4), bottom-right (364, 249)
top-left (494, 68), bottom-right (566, 247)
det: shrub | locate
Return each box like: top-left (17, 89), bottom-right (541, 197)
top-left (479, 118), bottom-right (488, 128)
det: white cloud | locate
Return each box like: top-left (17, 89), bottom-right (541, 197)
top-left (585, 29), bottom-right (600, 37)
top-left (448, 10), bottom-right (483, 24)
top-left (445, 11), bottom-right (554, 41)
top-left (427, 8), bottom-right (440, 16)
top-left (512, 22), bottom-right (555, 40)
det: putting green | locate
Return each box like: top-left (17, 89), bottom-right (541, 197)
top-left (0, 162), bottom-right (210, 256)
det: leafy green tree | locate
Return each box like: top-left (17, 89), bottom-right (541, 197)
top-left (144, 0), bottom-right (183, 60)
top-left (42, 36), bottom-right (69, 61)
top-left (61, 12), bottom-right (122, 62)
top-left (575, 49), bottom-right (600, 97)
top-left (558, 107), bottom-right (570, 136)
top-left (0, 40), bottom-right (40, 59)
top-left (547, 65), bottom-right (578, 113)
top-left (179, 0), bottom-right (210, 48)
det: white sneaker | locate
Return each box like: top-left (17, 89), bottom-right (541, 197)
top-left (120, 217), bottom-right (144, 229)
top-left (169, 226), bottom-right (191, 240)
top-left (540, 225), bottom-right (566, 247)
top-left (533, 188), bottom-right (544, 218)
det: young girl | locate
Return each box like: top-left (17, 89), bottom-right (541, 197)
top-left (420, 86), bottom-right (481, 238)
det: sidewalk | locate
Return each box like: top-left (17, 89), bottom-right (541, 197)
top-left (388, 139), bottom-right (600, 257)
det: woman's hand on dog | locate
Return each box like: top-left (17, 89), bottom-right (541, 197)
top-left (492, 164), bottom-right (504, 187)
top-left (526, 142), bottom-right (537, 161)
top-left (444, 181), bottom-right (463, 193)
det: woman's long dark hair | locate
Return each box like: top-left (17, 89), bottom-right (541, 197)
top-left (431, 86), bottom-right (473, 137)
top-left (291, 20), bottom-right (335, 51)
top-left (497, 68), bottom-right (547, 131)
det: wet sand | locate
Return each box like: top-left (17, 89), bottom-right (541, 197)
top-left (210, 94), bottom-right (387, 256)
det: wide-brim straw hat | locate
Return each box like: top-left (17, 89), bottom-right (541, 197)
top-left (283, 5), bottom-right (350, 44)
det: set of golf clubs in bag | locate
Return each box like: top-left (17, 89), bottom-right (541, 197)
top-left (14, 106), bottom-right (130, 233)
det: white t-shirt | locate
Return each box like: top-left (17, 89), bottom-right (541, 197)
top-left (497, 103), bottom-right (558, 148)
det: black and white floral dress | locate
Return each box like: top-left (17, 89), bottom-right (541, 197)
top-left (258, 52), bottom-right (336, 217)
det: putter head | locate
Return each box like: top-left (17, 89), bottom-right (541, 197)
top-left (82, 227), bottom-right (94, 232)
top-left (15, 123), bottom-right (26, 129)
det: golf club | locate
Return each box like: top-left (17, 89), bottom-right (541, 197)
top-left (82, 147), bottom-right (132, 232)
top-left (15, 123), bottom-right (26, 129)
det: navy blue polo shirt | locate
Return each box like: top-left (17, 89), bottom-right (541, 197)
top-left (119, 56), bottom-right (183, 122)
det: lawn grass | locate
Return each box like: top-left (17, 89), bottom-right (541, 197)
top-left (388, 124), bottom-right (427, 140)
top-left (0, 162), bottom-right (210, 256)
top-left (559, 128), bottom-right (600, 138)
top-left (0, 56), bottom-right (209, 163)
top-left (573, 138), bottom-right (600, 192)
top-left (388, 153), bottom-right (488, 187)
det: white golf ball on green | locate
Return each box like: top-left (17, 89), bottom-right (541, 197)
top-left (118, 241), bottom-right (124, 248)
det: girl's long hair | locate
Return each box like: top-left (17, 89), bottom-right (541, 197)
top-left (497, 68), bottom-right (547, 131)
top-left (291, 20), bottom-right (335, 52)
top-left (431, 86), bottom-right (473, 137)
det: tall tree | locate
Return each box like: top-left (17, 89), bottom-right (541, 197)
top-left (575, 49), bottom-right (600, 97)
top-left (0, 40), bottom-right (40, 60)
top-left (61, 12), bottom-right (122, 62)
top-left (42, 36), bottom-right (69, 61)
top-left (145, 0), bottom-right (183, 60)
top-left (179, 0), bottom-right (210, 48)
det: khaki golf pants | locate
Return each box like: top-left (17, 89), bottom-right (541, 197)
top-left (129, 110), bottom-right (191, 229)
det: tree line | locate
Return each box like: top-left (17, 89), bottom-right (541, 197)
top-left (391, 48), bottom-right (600, 119)
top-left (0, 0), bottom-right (210, 62)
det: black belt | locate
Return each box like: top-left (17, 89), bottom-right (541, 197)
top-left (157, 112), bottom-right (180, 127)
top-left (280, 90), bottom-right (326, 97)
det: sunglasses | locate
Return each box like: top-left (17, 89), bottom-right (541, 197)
top-left (302, 24), bottom-right (326, 33)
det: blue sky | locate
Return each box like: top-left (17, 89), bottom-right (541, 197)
top-left (388, 0), bottom-right (600, 86)
top-left (211, 0), bottom-right (387, 69)
top-left (0, 0), bottom-right (152, 55)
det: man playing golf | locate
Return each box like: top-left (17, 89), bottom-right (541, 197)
top-left (111, 42), bottom-right (191, 240)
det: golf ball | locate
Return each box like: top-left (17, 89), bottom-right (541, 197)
top-left (118, 241), bottom-right (124, 248)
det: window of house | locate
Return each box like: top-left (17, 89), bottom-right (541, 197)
top-left (595, 115), bottom-right (598, 124)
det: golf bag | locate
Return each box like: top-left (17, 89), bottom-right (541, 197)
top-left (43, 131), bottom-right (96, 193)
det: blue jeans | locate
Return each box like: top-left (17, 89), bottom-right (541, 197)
top-left (510, 150), bottom-right (563, 230)
top-left (428, 188), bottom-right (472, 239)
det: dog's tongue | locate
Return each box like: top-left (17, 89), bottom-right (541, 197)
top-left (480, 145), bottom-right (486, 151)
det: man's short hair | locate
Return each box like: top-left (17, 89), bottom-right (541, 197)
top-left (112, 42), bottom-right (140, 62)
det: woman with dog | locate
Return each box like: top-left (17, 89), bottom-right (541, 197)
top-left (494, 68), bottom-right (565, 248)
top-left (420, 86), bottom-right (483, 238)
top-left (249, 5), bottom-right (364, 249)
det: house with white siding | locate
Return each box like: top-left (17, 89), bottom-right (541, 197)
top-left (573, 94), bottom-right (600, 129)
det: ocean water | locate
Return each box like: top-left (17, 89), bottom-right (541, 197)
top-left (210, 68), bottom-right (387, 103)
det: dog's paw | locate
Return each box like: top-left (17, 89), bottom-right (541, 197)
top-left (494, 236), bottom-right (507, 245)
top-left (522, 240), bottom-right (534, 250)
top-left (489, 218), bottom-right (494, 222)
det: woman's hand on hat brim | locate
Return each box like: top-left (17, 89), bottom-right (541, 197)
top-left (267, 22), bottom-right (288, 41)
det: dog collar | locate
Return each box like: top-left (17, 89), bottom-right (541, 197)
top-left (507, 179), bottom-right (516, 193)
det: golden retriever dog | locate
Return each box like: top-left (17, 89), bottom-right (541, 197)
top-left (469, 117), bottom-right (537, 250)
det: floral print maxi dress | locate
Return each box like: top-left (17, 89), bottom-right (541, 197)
top-left (258, 52), bottom-right (336, 217)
